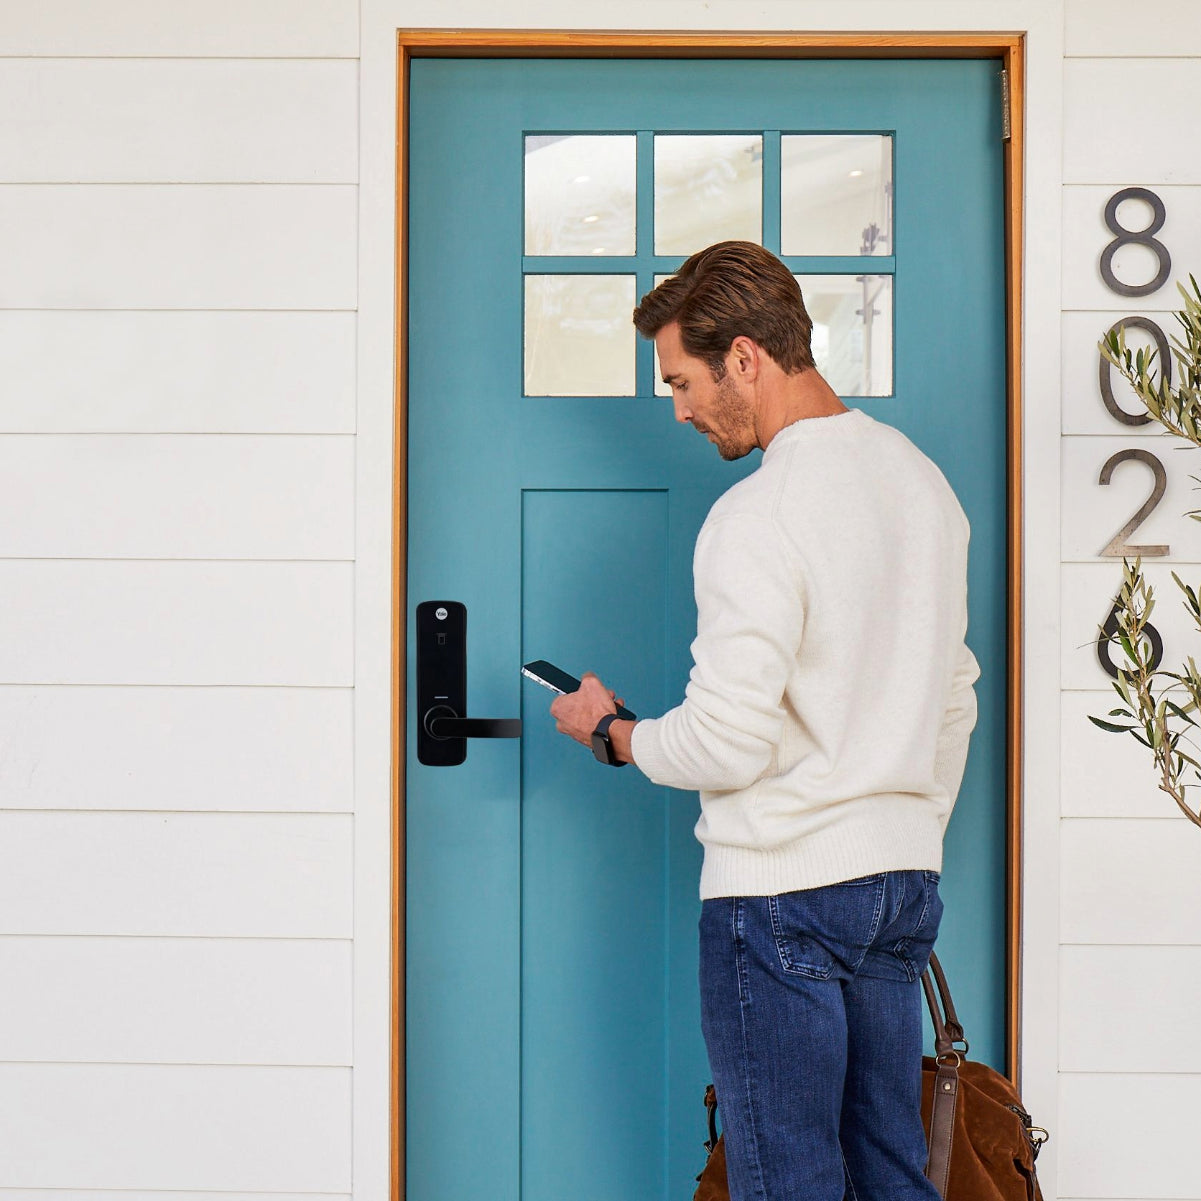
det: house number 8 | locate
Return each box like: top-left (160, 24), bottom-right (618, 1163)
top-left (1099, 186), bottom-right (1172, 298)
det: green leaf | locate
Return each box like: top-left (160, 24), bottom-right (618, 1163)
top-left (1088, 716), bottom-right (1137, 734)
top-left (1118, 631), bottom-right (1137, 661)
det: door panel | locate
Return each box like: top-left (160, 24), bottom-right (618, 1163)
top-left (407, 56), bottom-right (1006, 1201)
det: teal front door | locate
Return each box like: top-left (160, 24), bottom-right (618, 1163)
top-left (406, 56), bottom-right (1006, 1201)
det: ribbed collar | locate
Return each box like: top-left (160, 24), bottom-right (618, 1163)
top-left (763, 406), bottom-right (866, 461)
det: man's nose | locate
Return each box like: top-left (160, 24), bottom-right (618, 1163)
top-left (673, 399), bottom-right (692, 424)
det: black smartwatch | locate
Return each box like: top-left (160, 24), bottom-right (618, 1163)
top-left (590, 713), bottom-right (626, 767)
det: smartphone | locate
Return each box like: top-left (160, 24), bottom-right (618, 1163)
top-left (521, 659), bottom-right (637, 721)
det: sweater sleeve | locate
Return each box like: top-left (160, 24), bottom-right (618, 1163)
top-left (631, 512), bottom-right (806, 791)
top-left (932, 639), bottom-right (981, 827)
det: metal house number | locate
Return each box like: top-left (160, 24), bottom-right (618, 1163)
top-left (1094, 186), bottom-right (1171, 678)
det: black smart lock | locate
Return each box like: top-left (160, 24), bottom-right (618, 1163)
top-left (416, 601), bottom-right (522, 766)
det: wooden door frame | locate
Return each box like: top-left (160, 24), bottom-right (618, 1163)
top-left (391, 30), bottom-right (1025, 1199)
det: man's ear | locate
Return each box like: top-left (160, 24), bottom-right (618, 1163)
top-left (728, 335), bottom-right (760, 381)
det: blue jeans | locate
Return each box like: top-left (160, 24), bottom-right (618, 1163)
top-left (698, 870), bottom-right (944, 1201)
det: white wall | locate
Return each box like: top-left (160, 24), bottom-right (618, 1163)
top-left (3, 0), bottom-right (1201, 1197)
top-left (1058, 3), bottom-right (1201, 1199)
top-left (0, 2), bottom-right (360, 1197)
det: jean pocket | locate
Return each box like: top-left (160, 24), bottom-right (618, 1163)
top-left (889, 871), bottom-right (944, 978)
top-left (768, 875), bottom-right (887, 980)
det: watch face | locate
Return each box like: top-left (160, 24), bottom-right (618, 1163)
top-left (591, 717), bottom-right (619, 766)
top-left (590, 730), bottom-right (610, 764)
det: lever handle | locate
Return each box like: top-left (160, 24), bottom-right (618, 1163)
top-left (416, 600), bottom-right (522, 766)
top-left (424, 704), bottom-right (521, 741)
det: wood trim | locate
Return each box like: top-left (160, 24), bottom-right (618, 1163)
top-left (1001, 36), bottom-right (1026, 1090)
top-left (399, 28), bottom-right (1023, 57)
top-left (391, 29), bottom-right (1028, 1196)
top-left (390, 38), bottom-right (411, 1201)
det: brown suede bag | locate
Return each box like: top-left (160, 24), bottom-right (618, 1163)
top-left (693, 952), bottom-right (1048, 1201)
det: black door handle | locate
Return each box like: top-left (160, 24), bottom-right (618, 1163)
top-left (423, 704), bottom-right (522, 741)
top-left (416, 601), bottom-right (522, 766)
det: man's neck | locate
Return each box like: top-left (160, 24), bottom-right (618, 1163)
top-left (754, 367), bottom-right (849, 450)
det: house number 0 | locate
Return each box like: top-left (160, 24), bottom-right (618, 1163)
top-left (1095, 187), bottom-right (1170, 676)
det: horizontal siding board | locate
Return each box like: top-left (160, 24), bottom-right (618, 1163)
top-left (1060, 691), bottom-right (1177, 819)
top-left (1066, 0), bottom-right (1198, 56)
top-left (0, 936), bottom-right (351, 1065)
top-left (1060, 433), bottom-right (1201, 562)
top-left (0, 1194), bottom-right (350, 1201)
top-left (0, 685), bottom-right (353, 812)
top-left (1061, 945), bottom-right (1201, 1072)
top-left (0, 1062), bottom-right (350, 1191)
top-left (0, 311), bottom-right (356, 433)
top-left (0, 812), bottom-right (352, 937)
top-left (0, 560), bottom-right (353, 686)
top-left (1061, 818), bottom-right (1201, 944)
top-left (0, 60), bottom-right (357, 184)
top-left (1063, 185), bottom-right (1201, 313)
top-left (1065, 60), bottom-right (1201, 185)
top-left (0, 435), bottom-right (355, 559)
top-left (1059, 1073), bottom-right (1201, 1197)
top-left (0, 0), bottom-right (358, 56)
top-left (0, 185), bottom-right (357, 310)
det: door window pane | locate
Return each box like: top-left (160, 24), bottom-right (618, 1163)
top-left (781, 135), bottom-right (892, 256)
top-left (654, 134), bottom-right (762, 255)
top-left (524, 135), bottom-right (637, 256)
top-left (524, 275), bottom-right (637, 396)
top-left (797, 274), bottom-right (893, 396)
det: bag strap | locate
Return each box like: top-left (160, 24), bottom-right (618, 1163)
top-left (925, 951), bottom-right (967, 1053)
top-left (703, 1083), bottom-right (719, 1153)
top-left (922, 951), bottom-right (967, 1200)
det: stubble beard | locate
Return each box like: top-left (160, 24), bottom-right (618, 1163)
top-left (708, 373), bottom-right (756, 461)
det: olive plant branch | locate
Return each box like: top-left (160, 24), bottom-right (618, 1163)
top-left (1091, 276), bottom-right (1201, 829)
top-left (1100, 276), bottom-right (1201, 455)
top-left (1091, 556), bottom-right (1201, 830)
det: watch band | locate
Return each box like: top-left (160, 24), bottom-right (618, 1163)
top-left (591, 713), bottom-right (625, 767)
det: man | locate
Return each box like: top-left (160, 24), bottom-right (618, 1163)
top-left (549, 241), bottom-right (980, 1200)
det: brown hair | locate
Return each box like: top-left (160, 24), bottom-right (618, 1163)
top-left (632, 241), bottom-right (815, 378)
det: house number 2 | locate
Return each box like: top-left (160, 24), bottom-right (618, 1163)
top-left (1094, 187), bottom-right (1171, 678)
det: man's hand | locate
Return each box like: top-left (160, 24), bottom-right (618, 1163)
top-left (549, 671), bottom-right (621, 747)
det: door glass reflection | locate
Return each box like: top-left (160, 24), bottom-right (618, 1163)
top-left (524, 275), bottom-right (637, 396)
top-left (796, 274), bottom-right (893, 397)
top-left (781, 135), bottom-right (893, 256)
top-left (524, 135), bottom-right (637, 257)
top-left (654, 134), bottom-right (762, 256)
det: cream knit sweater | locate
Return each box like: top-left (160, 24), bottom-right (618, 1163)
top-left (630, 407), bottom-right (980, 900)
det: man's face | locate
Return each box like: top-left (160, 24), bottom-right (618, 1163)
top-left (654, 321), bottom-right (757, 461)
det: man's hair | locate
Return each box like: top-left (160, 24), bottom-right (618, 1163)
top-left (632, 241), bottom-right (815, 379)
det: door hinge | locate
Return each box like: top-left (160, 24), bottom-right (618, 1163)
top-left (1000, 68), bottom-right (1012, 142)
